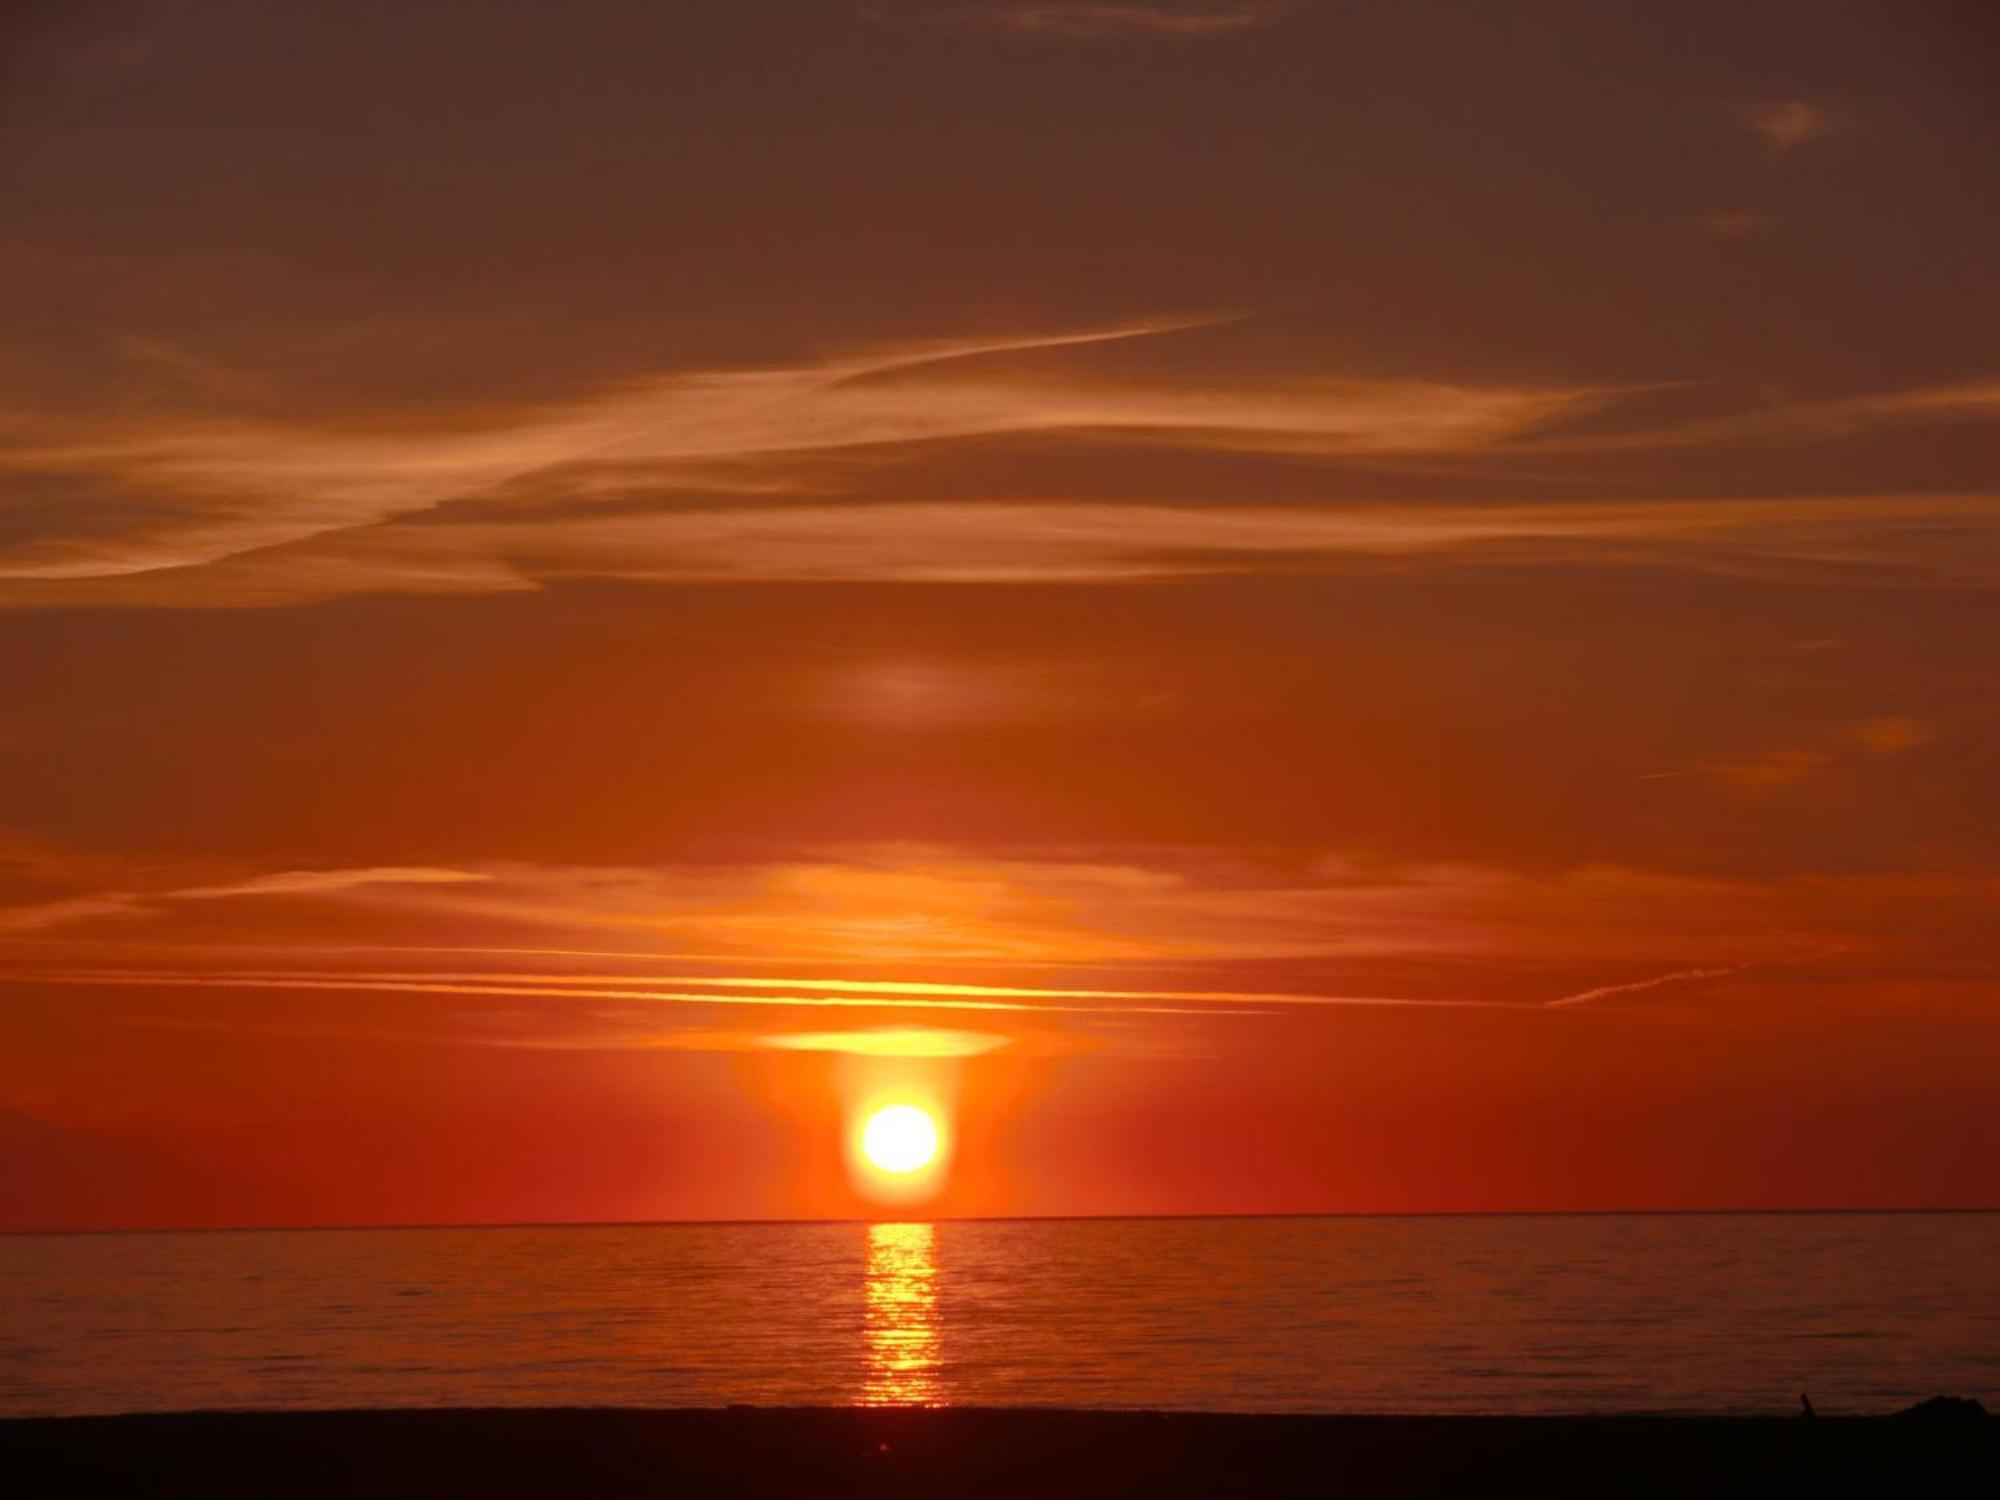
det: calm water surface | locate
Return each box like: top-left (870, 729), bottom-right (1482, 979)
top-left (3, 1214), bottom-right (1995, 1416)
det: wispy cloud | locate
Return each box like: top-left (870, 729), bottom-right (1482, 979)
top-left (472, 1023), bottom-right (1024, 1056)
top-left (759, 1027), bottom-right (1013, 1057)
top-left (0, 317), bottom-right (1595, 589)
top-left (1545, 965), bottom-right (1740, 1009)
top-left (9, 843), bottom-right (1993, 1065)
top-left (0, 894), bottom-right (145, 933)
top-left (1844, 716), bottom-right (1931, 758)
top-left (11, 849), bottom-right (1977, 1010)
top-left (1513, 376), bottom-right (2000, 456)
top-left (170, 868), bottom-right (490, 901)
top-left (1642, 748), bottom-right (1831, 792)
top-left (1735, 98), bottom-right (1839, 160)
top-left (866, 1), bottom-right (1300, 42)
top-left (8, 489), bottom-right (2000, 609)
top-left (13, 966), bottom-right (1484, 1017)
top-left (1642, 716), bottom-right (1936, 792)
top-left (0, 866), bottom-right (488, 932)
top-left (5, 308), bottom-right (1998, 608)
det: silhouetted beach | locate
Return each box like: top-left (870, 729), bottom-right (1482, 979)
top-left (4, 1406), bottom-right (1993, 1498)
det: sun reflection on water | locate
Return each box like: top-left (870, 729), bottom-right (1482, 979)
top-left (862, 1221), bottom-right (943, 1405)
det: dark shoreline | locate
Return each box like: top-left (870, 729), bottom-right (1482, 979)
top-left (4, 1407), bottom-right (1993, 1497)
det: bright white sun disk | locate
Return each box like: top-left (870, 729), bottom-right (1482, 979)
top-left (860, 1104), bottom-right (940, 1174)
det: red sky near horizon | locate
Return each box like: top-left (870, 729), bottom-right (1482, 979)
top-left (3, 0), bottom-right (1998, 1230)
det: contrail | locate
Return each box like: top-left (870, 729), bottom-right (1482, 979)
top-left (1545, 965), bottom-right (1740, 1009)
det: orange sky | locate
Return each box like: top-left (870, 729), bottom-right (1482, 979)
top-left (2, 0), bottom-right (1997, 1229)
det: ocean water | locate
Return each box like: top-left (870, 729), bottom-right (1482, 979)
top-left (2, 1214), bottom-right (1995, 1417)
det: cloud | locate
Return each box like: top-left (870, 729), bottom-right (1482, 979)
top-left (1698, 210), bottom-right (1772, 238)
top-left (1645, 748), bottom-right (1831, 793)
top-left (6, 309), bottom-right (1998, 609)
top-left (1734, 99), bottom-right (1838, 160)
top-left (114, 337), bottom-right (277, 407)
top-left (0, 317), bottom-right (1594, 588)
top-left (17, 966), bottom-right (1481, 1019)
top-left (0, 865), bottom-right (489, 933)
top-left (169, 867), bottom-right (491, 900)
top-left (104, 1014), bottom-right (1026, 1059)
top-left (1844, 716), bottom-right (1931, 758)
top-left (12, 848), bottom-right (1987, 1007)
top-left (1643, 717), bottom-right (1935, 792)
top-left (866, 1), bottom-right (1300, 42)
top-left (1545, 965), bottom-right (1740, 1009)
top-left (442, 1021), bottom-right (1022, 1056)
top-left (9, 490), bottom-right (1998, 611)
top-left (7, 844), bottom-right (1995, 1065)
top-left (0, 894), bottom-right (146, 933)
top-left (759, 1027), bottom-right (1013, 1057)
top-left (1849, 378), bottom-right (2000, 422)
top-left (305, 854), bottom-right (1776, 974)
top-left (1514, 376), bottom-right (2000, 456)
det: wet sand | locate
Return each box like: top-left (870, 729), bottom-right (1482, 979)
top-left (3, 1406), bottom-right (1993, 1497)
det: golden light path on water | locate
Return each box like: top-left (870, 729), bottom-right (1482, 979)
top-left (862, 1223), bottom-right (943, 1405)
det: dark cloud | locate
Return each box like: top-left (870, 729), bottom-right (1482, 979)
top-left (862, 1), bottom-right (1302, 42)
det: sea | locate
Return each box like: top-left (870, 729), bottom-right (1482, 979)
top-left (3, 1213), bottom-right (1995, 1418)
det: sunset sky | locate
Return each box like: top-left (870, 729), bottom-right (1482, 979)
top-left (3, 0), bottom-right (1997, 1229)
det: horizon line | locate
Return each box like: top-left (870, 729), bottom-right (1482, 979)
top-left (7, 1203), bottom-right (1996, 1240)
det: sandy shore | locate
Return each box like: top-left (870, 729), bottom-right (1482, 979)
top-left (3, 1406), bottom-right (1993, 1497)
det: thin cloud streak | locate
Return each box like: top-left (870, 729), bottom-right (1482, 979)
top-left (0, 866), bottom-right (492, 932)
top-left (1511, 376), bottom-right (2000, 457)
top-left (1545, 966), bottom-right (1742, 1009)
top-left (12, 966), bottom-right (1508, 1014)
top-left (7, 853), bottom-right (1982, 986)
top-left (867, 2), bottom-right (1301, 42)
top-left (0, 895), bottom-right (145, 933)
top-left (8, 491), bottom-right (1997, 610)
top-left (170, 868), bottom-right (490, 900)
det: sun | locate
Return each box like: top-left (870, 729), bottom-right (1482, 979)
top-left (860, 1104), bottom-right (941, 1175)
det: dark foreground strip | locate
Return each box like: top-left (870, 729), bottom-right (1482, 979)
top-left (2, 1406), bottom-right (1993, 1498)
